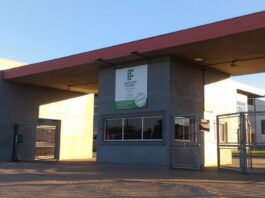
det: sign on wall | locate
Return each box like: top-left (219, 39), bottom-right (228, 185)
top-left (199, 119), bottom-right (210, 132)
top-left (115, 64), bottom-right (148, 109)
top-left (16, 134), bottom-right (23, 144)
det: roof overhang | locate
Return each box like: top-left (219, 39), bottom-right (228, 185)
top-left (2, 11), bottom-right (265, 93)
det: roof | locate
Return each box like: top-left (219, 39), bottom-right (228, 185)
top-left (232, 80), bottom-right (265, 97)
top-left (2, 11), bottom-right (265, 93)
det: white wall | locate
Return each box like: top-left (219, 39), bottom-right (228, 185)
top-left (204, 78), bottom-right (265, 166)
top-left (39, 94), bottom-right (94, 160)
top-left (204, 79), bottom-right (251, 166)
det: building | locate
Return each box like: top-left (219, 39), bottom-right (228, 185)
top-left (204, 79), bottom-right (265, 166)
top-left (0, 60), bottom-right (94, 161)
top-left (1, 11), bottom-right (265, 169)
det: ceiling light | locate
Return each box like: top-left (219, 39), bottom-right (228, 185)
top-left (194, 57), bottom-right (204, 62)
top-left (231, 60), bottom-right (238, 67)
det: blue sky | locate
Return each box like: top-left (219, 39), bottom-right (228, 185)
top-left (1, 0), bottom-right (265, 88)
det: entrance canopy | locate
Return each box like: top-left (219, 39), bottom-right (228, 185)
top-left (2, 11), bottom-right (265, 93)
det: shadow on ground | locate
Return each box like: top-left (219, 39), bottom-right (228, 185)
top-left (0, 161), bottom-right (264, 197)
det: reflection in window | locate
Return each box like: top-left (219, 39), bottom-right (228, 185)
top-left (105, 119), bottom-right (122, 140)
top-left (174, 117), bottom-right (195, 141)
top-left (143, 117), bottom-right (162, 139)
top-left (124, 118), bottom-right (142, 139)
top-left (104, 116), bottom-right (163, 141)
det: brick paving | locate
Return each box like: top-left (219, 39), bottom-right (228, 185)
top-left (0, 161), bottom-right (264, 197)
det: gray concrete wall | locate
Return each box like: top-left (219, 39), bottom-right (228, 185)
top-left (169, 59), bottom-right (204, 168)
top-left (97, 57), bottom-right (172, 167)
top-left (97, 57), bottom-right (207, 168)
top-left (204, 67), bottom-right (229, 86)
top-left (170, 59), bottom-right (204, 116)
top-left (169, 62), bottom-right (231, 168)
top-left (0, 75), bottom-right (84, 161)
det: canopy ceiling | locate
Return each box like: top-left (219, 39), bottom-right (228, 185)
top-left (2, 11), bottom-right (265, 93)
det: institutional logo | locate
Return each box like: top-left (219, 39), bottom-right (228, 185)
top-left (115, 65), bottom-right (147, 109)
top-left (127, 69), bottom-right (134, 81)
top-left (134, 92), bottom-right (147, 108)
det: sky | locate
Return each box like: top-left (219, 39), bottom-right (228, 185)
top-left (1, 0), bottom-right (265, 88)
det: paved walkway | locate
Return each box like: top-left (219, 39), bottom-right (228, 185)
top-left (0, 162), bottom-right (264, 197)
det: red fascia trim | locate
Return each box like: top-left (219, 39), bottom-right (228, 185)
top-left (3, 11), bottom-right (265, 79)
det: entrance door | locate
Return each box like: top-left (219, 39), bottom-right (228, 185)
top-left (13, 120), bottom-right (60, 161)
top-left (171, 116), bottom-right (200, 169)
top-left (13, 124), bottom-right (36, 161)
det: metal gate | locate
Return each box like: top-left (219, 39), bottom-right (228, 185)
top-left (13, 121), bottom-right (60, 161)
top-left (171, 116), bottom-right (200, 169)
top-left (217, 112), bottom-right (265, 173)
top-left (13, 124), bottom-right (36, 161)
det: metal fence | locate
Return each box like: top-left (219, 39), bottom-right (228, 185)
top-left (217, 112), bottom-right (265, 173)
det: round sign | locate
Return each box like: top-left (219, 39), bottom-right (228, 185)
top-left (134, 92), bottom-right (147, 107)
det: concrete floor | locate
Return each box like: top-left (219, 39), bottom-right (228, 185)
top-left (0, 162), bottom-right (264, 197)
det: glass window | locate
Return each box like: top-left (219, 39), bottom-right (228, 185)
top-left (124, 118), bottom-right (142, 139)
top-left (105, 119), bottom-right (122, 140)
top-left (261, 120), bottom-right (265, 135)
top-left (174, 117), bottom-right (195, 141)
top-left (143, 117), bottom-right (162, 139)
top-left (104, 116), bottom-right (163, 141)
top-left (248, 98), bottom-right (254, 106)
top-left (236, 101), bottom-right (246, 112)
top-left (219, 122), bottom-right (228, 143)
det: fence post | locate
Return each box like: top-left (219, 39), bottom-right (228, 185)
top-left (216, 116), bottom-right (220, 169)
top-left (240, 113), bottom-right (247, 173)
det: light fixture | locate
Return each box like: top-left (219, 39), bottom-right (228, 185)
top-left (96, 58), bottom-right (115, 66)
top-left (131, 51), bottom-right (149, 61)
top-left (230, 60), bottom-right (238, 67)
top-left (194, 57), bottom-right (204, 62)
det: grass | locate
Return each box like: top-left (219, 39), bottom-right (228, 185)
top-left (232, 150), bottom-right (265, 157)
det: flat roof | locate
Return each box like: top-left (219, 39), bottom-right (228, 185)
top-left (2, 11), bottom-right (265, 93)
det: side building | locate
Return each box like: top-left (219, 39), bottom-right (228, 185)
top-left (0, 59), bottom-right (94, 161)
top-left (204, 79), bottom-right (265, 166)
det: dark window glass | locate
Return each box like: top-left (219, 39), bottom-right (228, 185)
top-left (261, 120), bottom-right (265, 134)
top-left (124, 118), bottom-right (142, 139)
top-left (105, 119), bottom-right (122, 140)
top-left (104, 116), bottom-right (163, 141)
top-left (174, 117), bottom-right (195, 141)
top-left (248, 98), bottom-right (254, 106)
top-left (143, 117), bottom-right (162, 139)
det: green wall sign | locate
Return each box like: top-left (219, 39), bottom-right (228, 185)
top-left (115, 65), bottom-right (148, 109)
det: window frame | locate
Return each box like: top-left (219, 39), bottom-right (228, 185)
top-left (219, 122), bottom-right (228, 143)
top-left (261, 120), bottom-right (265, 135)
top-left (104, 116), bottom-right (163, 142)
top-left (174, 116), bottom-right (197, 142)
top-left (104, 118), bottom-right (123, 141)
top-left (123, 117), bottom-right (143, 140)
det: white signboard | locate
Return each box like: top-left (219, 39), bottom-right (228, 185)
top-left (115, 65), bottom-right (147, 109)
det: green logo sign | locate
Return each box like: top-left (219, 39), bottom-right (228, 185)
top-left (127, 69), bottom-right (134, 80)
top-left (115, 65), bottom-right (147, 109)
top-left (16, 134), bottom-right (23, 144)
